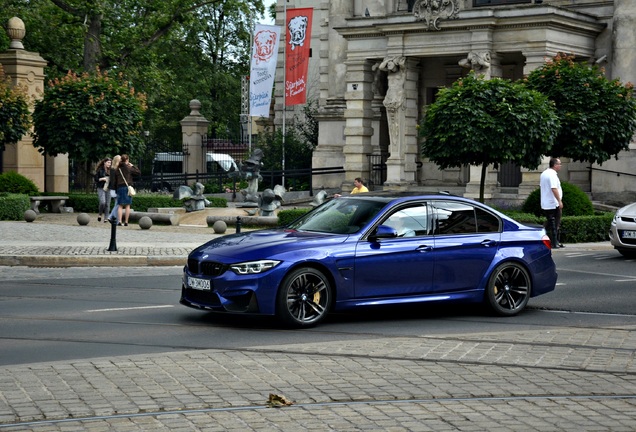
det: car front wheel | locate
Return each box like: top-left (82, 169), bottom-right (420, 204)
top-left (276, 267), bottom-right (332, 328)
top-left (486, 262), bottom-right (531, 316)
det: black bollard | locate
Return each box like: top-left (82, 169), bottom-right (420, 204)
top-left (236, 216), bottom-right (241, 234)
top-left (107, 218), bottom-right (118, 251)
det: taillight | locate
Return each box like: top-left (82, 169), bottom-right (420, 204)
top-left (542, 234), bottom-right (552, 250)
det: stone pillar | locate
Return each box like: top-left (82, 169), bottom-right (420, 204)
top-left (327, 0), bottom-right (352, 100)
top-left (590, 0), bottom-right (636, 200)
top-left (311, 0), bottom-right (352, 191)
top-left (611, 0), bottom-right (636, 86)
top-left (180, 100), bottom-right (209, 175)
top-left (342, 60), bottom-right (374, 189)
top-left (0, 17), bottom-right (63, 192)
top-left (517, 51), bottom-right (551, 199)
top-left (380, 56), bottom-right (418, 189)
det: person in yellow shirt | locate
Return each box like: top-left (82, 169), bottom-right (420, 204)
top-left (350, 177), bottom-right (369, 194)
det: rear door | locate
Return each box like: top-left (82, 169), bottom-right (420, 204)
top-left (430, 200), bottom-right (501, 293)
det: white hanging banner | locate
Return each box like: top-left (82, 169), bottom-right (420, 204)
top-left (249, 24), bottom-right (281, 117)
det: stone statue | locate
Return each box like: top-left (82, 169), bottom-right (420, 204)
top-left (459, 51), bottom-right (491, 72)
top-left (380, 56), bottom-right (407, 158)
top-left (233, 148), bottom-right (264, 207)
top-left (173, 182), bottom-right (210, 212)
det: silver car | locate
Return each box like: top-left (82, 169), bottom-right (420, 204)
top-left (609, 202), bottom-right (636, 258)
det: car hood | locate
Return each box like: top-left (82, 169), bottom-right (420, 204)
top-left (618, 202), bottom-right (636, 217)
top-left (191, 229), bottom-right (348, 261)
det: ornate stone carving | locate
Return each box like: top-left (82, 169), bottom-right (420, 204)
top-left (413, 0), bottom-right (460, 31)
top-left (459, 51), bottom-right (491, 72)
top-left (379, 57), bottom-right (406, 113)
top-left (379, 57), bottom-right (407, 162)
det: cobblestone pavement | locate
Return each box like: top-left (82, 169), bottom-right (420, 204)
top-left (1, 214), bottom-right (634, 431)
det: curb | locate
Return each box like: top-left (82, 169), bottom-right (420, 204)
top-left (0, 255), bottom-right (187, 267)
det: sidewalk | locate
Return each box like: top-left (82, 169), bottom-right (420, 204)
top-left (0, 211), bottom-right (615, 268)
top-left (0, 212), bottom-right (224, 267)
top-left (1, 213), bottom-right (632, 431)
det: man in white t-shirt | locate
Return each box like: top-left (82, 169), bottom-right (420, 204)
top-left (540, 158), bottom-right (564, 248)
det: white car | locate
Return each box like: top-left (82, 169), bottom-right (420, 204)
top-left (609, 202), bottom-right (636, 258)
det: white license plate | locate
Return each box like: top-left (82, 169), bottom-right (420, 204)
top-left (622, 230), bottom-right (636, 239)
top-left (188, 277), bottom-right (211, 291)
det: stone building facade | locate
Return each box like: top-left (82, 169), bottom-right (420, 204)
top-left (273, 0), bottom-right (636, 204)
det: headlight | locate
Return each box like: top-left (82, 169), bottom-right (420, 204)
top-left (612, 213), bottom-right (619, 224)
top-left (230, 260), bottom-right (281, 275)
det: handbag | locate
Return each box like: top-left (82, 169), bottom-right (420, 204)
top-left (119, 168), bottom-right (136, 196)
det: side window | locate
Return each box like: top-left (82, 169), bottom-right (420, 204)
top-left (475, 207), bottom-right (501, 233)
top-left (433, 201), bottom-right (477, 235)
top-left (382, 204), bottom-right (429, 237)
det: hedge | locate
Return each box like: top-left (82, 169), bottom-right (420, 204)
top-left (65, 193), bottom-right (227, 213)
top-left (0, 193), bottom-right (30, 220)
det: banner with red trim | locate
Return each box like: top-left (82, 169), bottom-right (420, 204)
top-left (285, 8), bottom-right (313, 106)
top-left (249, 24), bottom-right (281, 117)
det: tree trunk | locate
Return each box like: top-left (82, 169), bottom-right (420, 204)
top-left (83, 14), bottom-right (103, 71)
top-left (479, 163), bottom-right (487, 203)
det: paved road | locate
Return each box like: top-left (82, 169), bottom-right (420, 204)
top-left (0, 214), bottom-right (634, 431)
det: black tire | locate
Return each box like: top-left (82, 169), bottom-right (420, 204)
top-left (486, 262), bottom-right (531, 316)
top-left (276, 267), bottom-right (332, 328)
top-left (617, 248), bottom-right (636, 259)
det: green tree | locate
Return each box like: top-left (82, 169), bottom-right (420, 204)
top-left (0, 65), bottom-right (30, 152)
top-left (1, 0), bottom-right (266, 143)
top-left (32, 68), bottom-right (146, 164)
top-left (525, 53), bottom-right (636, 164)
top-left (420, 73), bottom-right (560, 202)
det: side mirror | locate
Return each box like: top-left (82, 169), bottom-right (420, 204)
top-left (370, 224), bottom-right (398, 240)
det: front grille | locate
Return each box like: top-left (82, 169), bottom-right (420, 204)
top-left (620, 216), bottom-right (636, 224)
top-left (184, 288), bottom-right (222, 306)
top-left (187, 258), bottom-right (227, 276)
top-left (201, 261), bottom-right (227, 276)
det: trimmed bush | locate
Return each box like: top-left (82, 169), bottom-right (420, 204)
top-left (522, 182), bottom-right (593, 217)
top-left (0, 171), bottom-right (39, 195)
top-left (560, 213), bottom-right (613, 243)
top-left (0, 193), bottom-right (30, 220)
top-left (65, 193), bottom-right (228, 213)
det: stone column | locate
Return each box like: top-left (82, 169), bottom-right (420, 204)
top-left (180, 100), bottom-right (209, 175)
top-left (312, 0), bottom-right (352, 191)
top-left (380, 56), bottom-right (418, 189)
top-left (593, 0), bottom-right (636, 199)
top-left (0, 17), bottom-right (63, 192)
top-left (327, 0), bottom-right (352, 100)
top-left (517, 51), bottom-right (551, 199)
top-left (342, 60), bottom-right (375, 188)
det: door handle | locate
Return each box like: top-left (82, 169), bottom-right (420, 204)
top-left (416, 245), bottom-right (433, 252)
top-left (481, 239), bottom-right (496, 247)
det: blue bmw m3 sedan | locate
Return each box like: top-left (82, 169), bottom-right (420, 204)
top-left (181, 194), bottom-right (557, 328)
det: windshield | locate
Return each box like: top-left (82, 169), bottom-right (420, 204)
top-left (287, 198), bottom-right (386, 234)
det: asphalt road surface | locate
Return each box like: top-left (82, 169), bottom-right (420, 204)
top-left (1, 249), bottom-right (635, 366)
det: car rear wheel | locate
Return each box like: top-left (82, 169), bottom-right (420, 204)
top-left (486, 262), bottom-right (531, 316)
top-left (276, 267), bottom-right (332, 328)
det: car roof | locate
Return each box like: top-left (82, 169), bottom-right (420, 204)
top-left (340, 191), bottom-right (469, 204)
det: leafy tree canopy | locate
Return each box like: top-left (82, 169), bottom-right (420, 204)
top-left (32, 69), bottom-right (147, 161)
top-left (0, 65), bottom-right (31, 152)
top-left (1, 0), bottom-right (266, 144)
top-left (525, 53), bottom-right (636, 164)
top-left (420, 73), bottom-right (559, 201)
